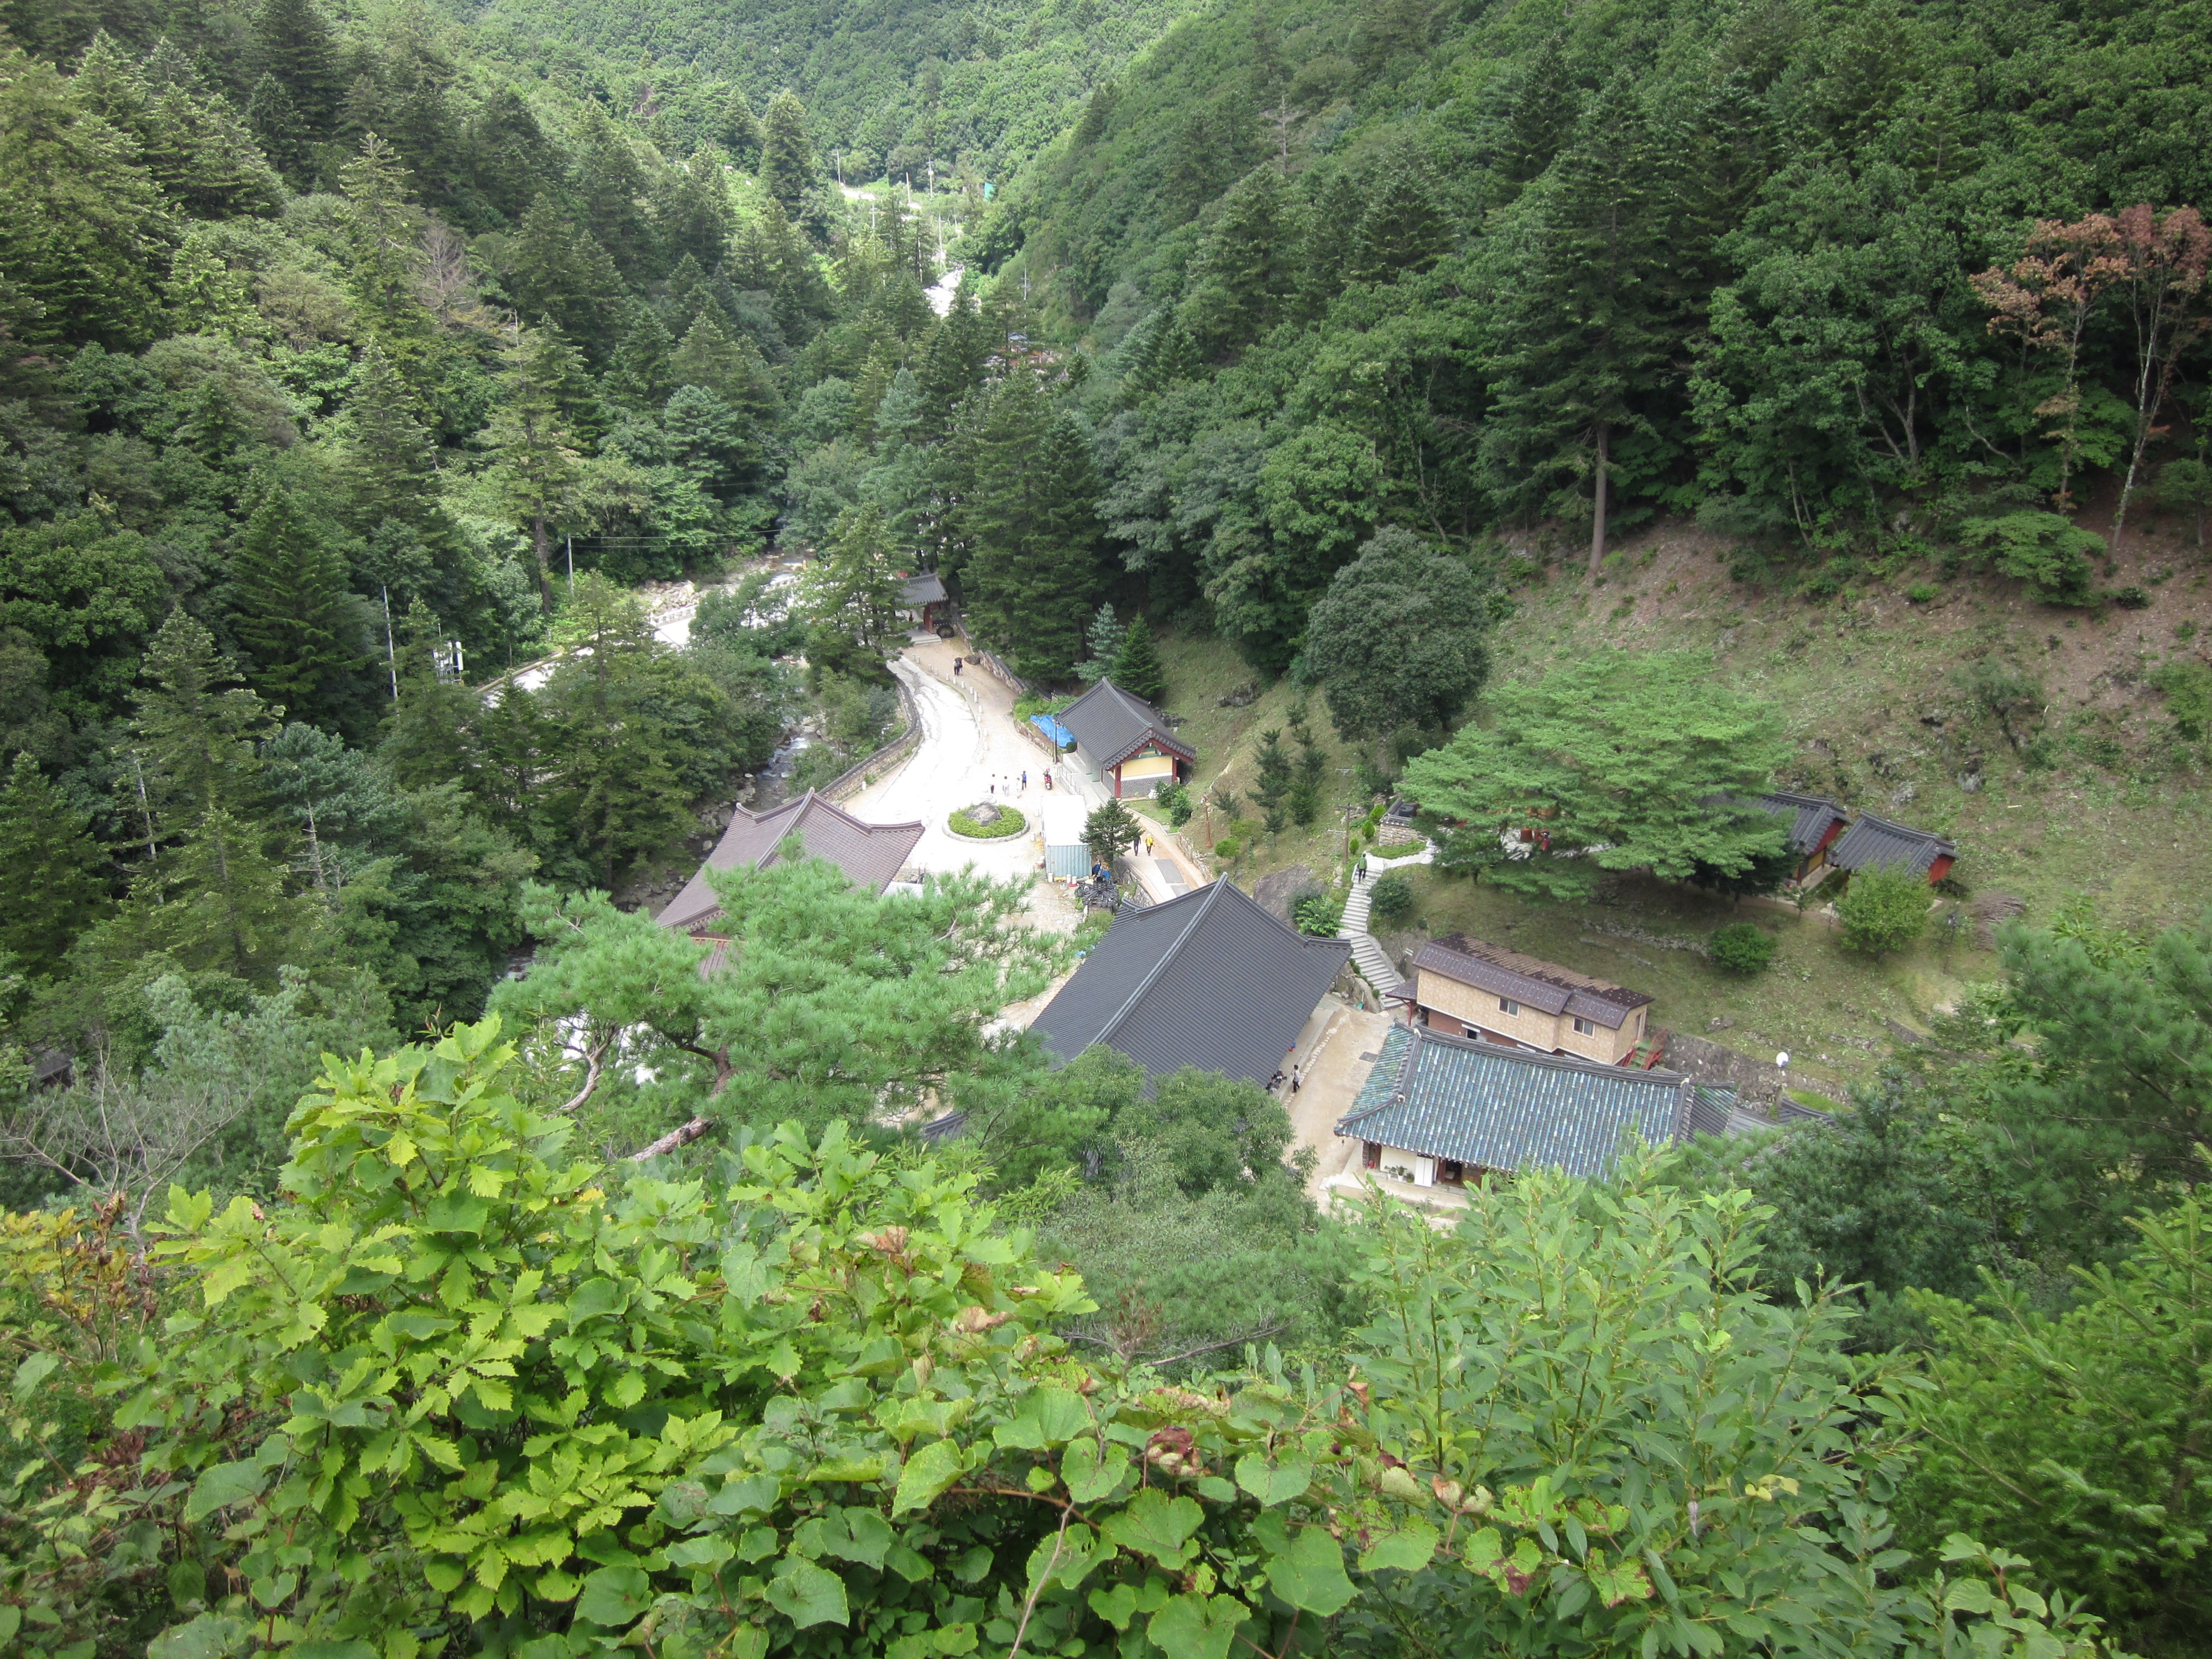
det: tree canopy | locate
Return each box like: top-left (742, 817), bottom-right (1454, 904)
top-left (1401, 650), bottom-right (1792, 899)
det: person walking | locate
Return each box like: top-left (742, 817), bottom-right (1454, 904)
top-left (953, 658), bottom-right (962, 676)
top-left (1021, 769), bottom-right (1029, 791)
top-left (1291, 1066), bottom-right (1301, 1095)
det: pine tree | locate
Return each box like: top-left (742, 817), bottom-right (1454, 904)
top-left (654, 160), bottom-right (734, 270)
top-left (760, 91), bottom-right (817, 215)
top-left (483, 326), bottom-right (589, 613)
top-left (1499, 35), bottom-right (1574, 185)
top-left (572, 103), bottom-right (652, 276)
top-left (0, 751), bottom-right (107, 975)
top-left (670, 311), bottom-right (779, 424)
top-left (132, 608), bottom-right (278, 834)
top-left (252, 0), bottom-right (340, 135)
top-left (1076, 602), bottom-right (1125, 682)
top-left (721, 85), bottom-right (763, 166)
top-left (964, 371), bottom-right (1103, 680)
top-left (342, 342), bottom-right (444, 534)
top-left (1480, 74), bottom-right (1672, 575)
top-left (607, 302), bottom-right (675, 409)
top-left (467, 86), bottom-right (559, 224)
top-left (1352, 151), bottom-right (1451, 283)
top-left (337, 133), bottom-right (430, 352)
top-left (508, 195), bottom-right (623, 352)
top-left (229, 475), bottom-right (368, 732)
top-left (1110, 613), bottom-right (1167, 705)
top-left (799, 504), bottom-right (905, 655)
top-left (1178, 166), bottom-right (1301, 359)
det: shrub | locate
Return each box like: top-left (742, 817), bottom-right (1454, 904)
top-left (1368, 872), bottom-right (1415, 926)
top-left (1958, 512), bottom-right (2103, 607)
top-left (948, 802), bottom-right (1027, 838)
top-left (1710, 920), bottom-right (1778, 974)
top-left (1839, 864), bottom-right (1933, 954)
top-left (1154, 779), bottom-right (1193, 826)
top-left (2151, 660), bottom-right (2212, 739)
top-left (1906, 582), bottom-right (1939, 604)
top-left (1293, 890), bottom-right (1343, 936)
top-left (1212, 834), bottom-right (1242, 858)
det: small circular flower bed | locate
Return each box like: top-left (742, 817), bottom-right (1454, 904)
top-left (947, 802), bottom-right (1027, 839)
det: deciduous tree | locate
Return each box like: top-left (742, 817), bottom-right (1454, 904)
top-left (1401, 650), bottom-right (1790, 899)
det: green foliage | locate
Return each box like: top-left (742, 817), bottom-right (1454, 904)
top-left (1154, 778), bottom-right (1193, 827)
top-left (497, 854), bottom-right (1058, 1149)
top-left (1958, 514), bottom-right (2104, 607)
top-left (1292, 889), bottom-right (1342, 937)
top-left (0, 753), bottom-right (107, 977)
top-left (1901, 1196), bottom-right (2212, 1652)
top-left (948, 802), bottom-right (1027, 838)
top-left (0, 1010), bottom-right (2138, 1659)
top-left (1083, 796), bottom-right (1144, 865)
top-left (1709, 921), bottom-right (1777, 975)
top-left (1110, 612), bottom-right (1167, 705)
top-left (1838, 865), bottom-right (1933, 956)
top-left (2151, 658), bottom-right (2212, 740)
top-left (1307, 528), bottom-right (1492, 749)
top-left (1401, 651), bottom-right (1791, 901)
top-left (1367, 872), bottom-right (1414, 927)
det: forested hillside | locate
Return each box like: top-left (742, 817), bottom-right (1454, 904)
top-left (977, 0), bottom-right (2212, 671)
top-left (471, 0), bottom-right (1198, 186)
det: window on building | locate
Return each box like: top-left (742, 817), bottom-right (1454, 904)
top-left (1573, 1016), bottom-right (1597, 1036)
top-left (1498, 997), bottom-right (1520, 1016)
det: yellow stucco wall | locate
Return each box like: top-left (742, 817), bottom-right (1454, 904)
top-left (1414, 968), bottom-right (1639, 1063)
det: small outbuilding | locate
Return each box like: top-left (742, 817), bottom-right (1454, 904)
top-left (1056, 677), bottom-right (1196, 799)
top-left (1334, 1023), bottom-right (1698, 1190)
top-left (658, 790), bottom-right (926, 933)
top-left (1751, 790), bottom-right (1848, 883)
top-left (897, 571), bottom-right (949, 632)
top-left (1030, 878), bottom-right (1349, 1086)
top-left (1826, 812), bottom-right (1957, 885)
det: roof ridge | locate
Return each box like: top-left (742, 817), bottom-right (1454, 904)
top-left (1089, 878), bottom-right (1232, 1050)
top-left (1402, 1021), bottom-right (1688, 1083)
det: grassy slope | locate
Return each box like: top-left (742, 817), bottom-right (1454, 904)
top-left (1149, 513), bottom-right (2212, 1097)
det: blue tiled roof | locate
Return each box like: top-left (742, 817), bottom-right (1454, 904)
top-left (1335, 1024), bottom-right (1694, 1179)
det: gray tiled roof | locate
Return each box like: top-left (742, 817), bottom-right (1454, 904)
top-left (1057, 677), bottom-right (1197, 769)
top-left (1754, 791), bottom-right (1848, 856)
top-left (1335, 1023), bottom-right (1694, 1179)
top-left (1030, 879), bottom-right (1348, 1085)
top-left (1410, 934), bottom-right (1652, 1031)
top-left (1827, 812), bottom-right (1957, 877)
top-left (658, 790), bottom-right (926, 931)
top-left (899, 572), bottom-right (947, 606)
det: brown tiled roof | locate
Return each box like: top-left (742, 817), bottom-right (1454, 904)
top-left (1410, 933), bottom-right (1652, 1031)
top-left (658, 790), bottom-right (926, 931)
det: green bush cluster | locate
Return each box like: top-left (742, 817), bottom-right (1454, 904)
top-left (1710, 920), bottom-right (1778, 975)
top-left (947, 803), bottom-right (1027, 838)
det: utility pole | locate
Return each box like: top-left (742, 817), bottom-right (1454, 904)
top-left (381, 586), bottom-right (398, 698)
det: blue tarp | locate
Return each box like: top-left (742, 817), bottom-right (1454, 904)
top-left (1030, 713), bottom-right (1074, 750)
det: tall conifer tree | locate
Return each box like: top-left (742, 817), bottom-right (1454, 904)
top-left (0, 752), bottom-right (107, 975)
top-left (1480, 74), bottom-right (1670, 573)
top-left (229, 476), bottom-right (367, 733)
top-left (1109, 613), bottom-right (1167, 705)
top-left (760, 92), bottom-right (817, 214)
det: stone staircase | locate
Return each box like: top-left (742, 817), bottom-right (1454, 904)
top-left (1337, 845), bottom-right (1434, 993)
